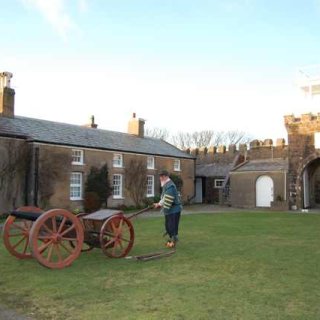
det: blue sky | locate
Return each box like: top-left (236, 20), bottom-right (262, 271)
top-left (1, 0), bottom-right (320, 142)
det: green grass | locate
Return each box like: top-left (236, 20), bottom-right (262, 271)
top-left (1, 212), bottom-right (320, 320)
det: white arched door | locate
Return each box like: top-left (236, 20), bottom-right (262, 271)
top-left (256, 175), bottom-right (274, 207)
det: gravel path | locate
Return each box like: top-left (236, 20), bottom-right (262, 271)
top-left (0, 305), bottom-right (33, 320)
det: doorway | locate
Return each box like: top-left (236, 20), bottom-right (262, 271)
top-left (256, 175), bottom-right (274, 207)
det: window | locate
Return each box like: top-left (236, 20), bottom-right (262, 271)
top-left (113, 174), bottom-right (123, 198)
top-left (146, 175), bottom-right (154, 197)
top-left (147, 156), bottom-right (155, 169)
top-left (215, 179), bottom-right (224, 188)
top-left (113, 153), bottom-right (123, 167)
top-left (70, 172), bottom-right (82, 200)
top-left (173, 159), bottom-right (181, 171)
top-left (72, 149), bottom-right (83, 165)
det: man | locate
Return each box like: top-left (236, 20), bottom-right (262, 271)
top-left (154, 170), bottom-right (182, 248)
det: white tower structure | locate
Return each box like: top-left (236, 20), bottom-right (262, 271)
top-left (297, 65), bottom-right (320, 97)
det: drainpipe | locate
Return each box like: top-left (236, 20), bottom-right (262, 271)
top-left (34, 146), bottom-right (39, 206)
top-left (24, 139), bottom-right (34, 206)
top-left (284, 170), bottom-right (287, 201)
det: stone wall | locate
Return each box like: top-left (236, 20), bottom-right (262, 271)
top-left (285, 113), bottom-right (320, 208)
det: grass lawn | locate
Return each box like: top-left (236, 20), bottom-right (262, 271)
top-left (1, 211), bottom-right (320, 320)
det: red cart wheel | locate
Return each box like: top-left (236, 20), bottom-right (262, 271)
top-left (100, 214), bottom-right (134, 258)
top-left (2, 206), bottom-right (42, 259)
top-left (29, 209), bottom-right (84, 269)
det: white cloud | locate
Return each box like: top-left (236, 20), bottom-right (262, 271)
top-left (21, 0), bottom-right (82, 40)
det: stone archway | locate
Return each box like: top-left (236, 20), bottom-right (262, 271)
top-left (296, 152), bottom-right (320, 208)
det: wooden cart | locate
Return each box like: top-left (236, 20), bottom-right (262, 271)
top-left (2, 206), bottom-right (138, 269)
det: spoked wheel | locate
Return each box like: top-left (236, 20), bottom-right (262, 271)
top-left (2, 206), bottom-right (42, 259)
top-left (100, 214), bottom-right (134, 258)
top-left (29, 209), bottom-right (84, 269)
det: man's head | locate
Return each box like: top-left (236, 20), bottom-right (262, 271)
top-left (159, 169), bottom-right (170, 186)
top-left (159, 169), bottom-right (169, 177)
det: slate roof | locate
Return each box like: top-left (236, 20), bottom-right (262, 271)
top-left (0, 116), bottom-right (194, 159)
top-left (231, 158), bottom-right (288, 172)
top-left (196, 163), bottom-right (234, 177)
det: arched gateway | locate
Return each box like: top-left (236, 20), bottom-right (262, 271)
top-left (285, 114), bottom-right (320, 210)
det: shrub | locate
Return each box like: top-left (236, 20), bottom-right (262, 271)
top-left (83, 192), bottom-right (101, 213)
top-left (169, 173), bottom-right (183, 192)
top-left (85, 163), bottom-right (112, 208)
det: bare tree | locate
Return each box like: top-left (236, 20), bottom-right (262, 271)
top-left (38, 150), bottom-right (72, 208)
top-left (170, 132), bottom-right (192, 150)
top-left (145, 126), bottom-right (252, 150)
top-left (125, 158), bottom-right (147, 207)
top-left (145, 127), bottom-right (170, 141)
top-left (0, 139), bottom-right (30, 210)
top-left (171, 130), bottom-right (252, 149)
top-left (191, 131), bottom-right (214, 148)
top-left (211, 131), bottom-right (226, 147)
top-left (223, 130), bottom-right (252, 145)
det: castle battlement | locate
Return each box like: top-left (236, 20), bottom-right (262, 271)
top-left (284, 113), bottom-right (320, 125)
top-left (186, 138), bottom-right (286, 155)
top-left (186, 138), bottom-right (288, 164)
top-left (285, 113), bottom-right (320, 135)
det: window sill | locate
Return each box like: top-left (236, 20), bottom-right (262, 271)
top-left (113, 196), bottom-right (125, 200)
top-left (70, 198), bottom-right (83, 201)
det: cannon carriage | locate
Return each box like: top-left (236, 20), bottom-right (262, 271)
top-left (2, 206), bottom-right (137, 269)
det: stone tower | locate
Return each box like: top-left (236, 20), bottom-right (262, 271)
top-left (286, 65), bottom-right (320, 209)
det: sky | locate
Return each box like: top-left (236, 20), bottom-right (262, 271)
top-left (1, 0), bottom-right (320, 143)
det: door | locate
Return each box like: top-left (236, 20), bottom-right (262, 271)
top-left (256, 175), bottom-right (273, 207)
top-left (303, 168), bottom-right (310, 208)
top-left (195, 178), bottom-right (203, 203)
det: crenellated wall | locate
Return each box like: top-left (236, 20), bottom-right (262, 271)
top-left (186, 138), bottom-right (288, 165)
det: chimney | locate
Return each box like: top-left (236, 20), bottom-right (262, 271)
top-left (83, 115), bottom-right (98, 128)
top-left (89, 115), bottom-right (98, 128)
top-left (0, 72), bottom-right (15, 118)
top-left (128, 113), bottom-right (145, 137)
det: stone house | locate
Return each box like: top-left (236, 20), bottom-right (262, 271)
top-left (0, 72), bottom-right (195, 212)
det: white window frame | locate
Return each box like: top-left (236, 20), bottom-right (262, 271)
top-left (113, 153), bottom-right (123, 168)
top-left (214, 179), bottom-right (224, 188)
top-left (70, 172), bottom-right (83, 200)
top-left (72, 149), bottom-right (84, 165)
top-left (146, 175), bottom-right (154, 197)
top-left (113, 174), bottom-right (123, 199)
top-left (147, 156), bottom-right (155, 169)
top-left (173, 159), bottom-right (181, 171)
